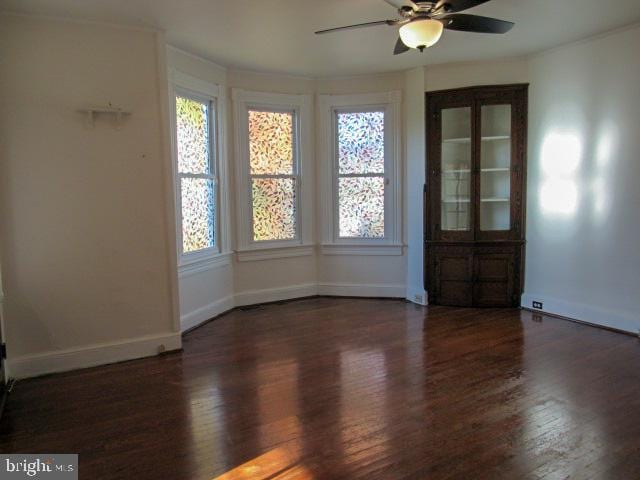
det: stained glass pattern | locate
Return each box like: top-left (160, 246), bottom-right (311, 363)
top-left (176, 96), bottom-right (210, 174)
top-left (337, 111), bottom-right (384, 174)
top-left (181, 178), bottom-right (215, 253)
top-left (336, 110), bottom-right (386, 238)
top-left (249, 110), bottom-right (294, 175)
top-left (338, 177), bottom-right (384, 238)
top-left (175, 93), bottom-right (216, 255)
top-left (252, 178), bottom-right (296, 241)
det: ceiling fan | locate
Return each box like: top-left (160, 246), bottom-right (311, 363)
top-left (315, 0), bottom-right (514, 55)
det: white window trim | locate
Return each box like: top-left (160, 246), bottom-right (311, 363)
top-left (232, 89), bottom-right (314, 261)
top-left (178, 252), bottom-right (233, 278)
top-left (318, 91), bottom-right (403, 255)
top-left (169, 69), bottom-right (232, 269)
top-left (235, 245), bottom-right (315, 262)
top-left (320, 244), bottom-right (403, 256)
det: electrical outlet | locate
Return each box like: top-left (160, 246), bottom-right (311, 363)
top-left (532, 301), bottom-right (543, 310)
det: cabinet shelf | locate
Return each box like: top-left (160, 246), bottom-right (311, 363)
top-left (482, 135), bottom-right (510, 141)
top-left (443, 168), bottom-right (510, 174)
top-left (442, 197), bottom-right (509, 203)
top-left (442, 135), bottom-right (511, 144)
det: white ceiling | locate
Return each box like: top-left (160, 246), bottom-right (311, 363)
top-left (4, 0), bottom-right (640, 77)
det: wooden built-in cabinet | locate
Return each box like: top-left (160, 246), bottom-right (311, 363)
top-left (425, 84), bottom-right (527, 307)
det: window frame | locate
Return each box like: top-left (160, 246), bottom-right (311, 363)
top-left (170, 70), bottom-right (231, 269)
top-left (233, 89), bottom-right (313, 260)
top-left (247, 107), bottom-right (301, 245)
top-left (334, 106), bottom-right (389, 241)
top-left (319, 91), bottom-right (403, 255)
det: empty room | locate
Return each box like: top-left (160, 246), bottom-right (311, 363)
top-left (1, 0), bottom-right (639, 478)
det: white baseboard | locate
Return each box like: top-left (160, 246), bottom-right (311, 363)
top-left (234, 282), bottom-right (406, 305)
top-left (181, 295), bottom-right (234, 332)
top-left (521, 293), bottom-right (638, 334)
top-left (183, 282), bottom-right (407, 328)
top-left (405, 286), bottom-right (428, 305)
top-left (11, 282), bottom-right (410, 379)
top-left (234, 283), bottom-right (318, 307)
top-left (317, 282), bottom-right (405, 298)
top-left (7, 332), bottom-right (182, 380)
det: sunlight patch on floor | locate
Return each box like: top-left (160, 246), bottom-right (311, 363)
top-left (212, 442), bottom-right (314, 479)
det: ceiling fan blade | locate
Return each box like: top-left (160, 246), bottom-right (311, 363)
top-left (315, 20), bottom-right (398, 35)
top-left (394, 37), bottom-right (410, 55)
top-left (439, 14), bottom-right (514, 34)
top-left (384, 0), bottom-right (417, 10)
top-left (434, 0), bottom-right (490, 14)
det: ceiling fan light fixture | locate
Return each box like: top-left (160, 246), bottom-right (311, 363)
top-left (399, 19), bottom-right (444, 51)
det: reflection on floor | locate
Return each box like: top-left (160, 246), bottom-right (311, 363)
top-left (2, 297), bottom-right (640, 479)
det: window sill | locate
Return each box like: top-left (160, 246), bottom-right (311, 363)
top-left (178, 252), bottom-right (232, 277)
top-left (320, 243), bottom-right (405, 256)
top-left (236, 245), bottom-right (315, 262)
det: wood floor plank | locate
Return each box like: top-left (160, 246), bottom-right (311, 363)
top-left (1, 298), bottom-right (639, 479)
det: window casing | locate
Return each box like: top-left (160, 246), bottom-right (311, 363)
top-left (171, 71), bottom-right (230, 268)
top-left (175, 91), bottom-right (217, 258)
top-left (233, 90), bottom-right (313, 259)
top-left (248, 108), bottom-right (300, 243)
top-left (319, 92), bottom-right (402, 254)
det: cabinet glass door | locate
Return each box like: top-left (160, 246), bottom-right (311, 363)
top-left (441, 107), bottom-right (472, 231)
top-left (479, 104), bottom-right (511, 231)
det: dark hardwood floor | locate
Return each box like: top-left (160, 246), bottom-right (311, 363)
top-left (1, 297), bottom-right (640, 479)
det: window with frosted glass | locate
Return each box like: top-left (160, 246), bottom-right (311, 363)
top-left (175, 95), bottom-right (216, 254)
top-left (336, 111), bottom-right (385, 238)
top-left (248, 110), bottom-right (298, 241)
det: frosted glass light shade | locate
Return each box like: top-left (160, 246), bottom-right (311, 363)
top-left (399, 19), bottom-right (444, 50)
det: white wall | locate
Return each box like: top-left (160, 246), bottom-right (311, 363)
top-left (167, 57), bottom-right (415, 330)
top-left (316, 73), bottom-right (407, 296)
top-left (404, 67), bottom-right (427, 305)
top-left (523, 24), bottom-right (640, 332)
top-left (167, 53), bottom-right (413, 334)
top-left (0, 14), bottom-right (181, 378)
top-left (424, 57), bottom-right (529, 92)
top-left (228, 71), bottom-right (410, 300)
top-left (227, 68), bottom-right (319, 301)
top-left (6, 14), bottom-right (635, 380)
top-left (316, 72), bottom-right (405, 95)
top-left (166, 47), bottom-right (236, 331)
top-left (178, 261), bottom-right (234, 332)
top-left (419, 27), bottom-right (640, 333)
top-left (227, 69), bottom-right (315, 95)
top-left (167, 46), bottom-right (227, 86)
